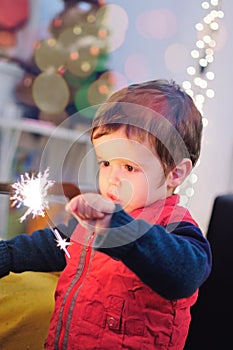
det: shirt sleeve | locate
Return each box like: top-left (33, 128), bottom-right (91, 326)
top-left (0, 227), bottom-right (68, 278)
top-left (94, 205), bottom-right (212, 300)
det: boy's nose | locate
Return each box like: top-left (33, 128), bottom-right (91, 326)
top-left (108, 168), bottom-right (121, 186)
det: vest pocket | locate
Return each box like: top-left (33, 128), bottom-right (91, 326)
top-left (105, 295), bottom-right (125, 332)
top-left (124, 318), bottom-right (145, 336)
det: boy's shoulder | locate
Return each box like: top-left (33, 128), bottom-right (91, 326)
top-left (131, 194), bottom-right (198, 227)
top-left (159, 195), bottom-right (198, 227)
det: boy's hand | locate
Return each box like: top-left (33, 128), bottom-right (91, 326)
top-left (66, 193), bottom-right (116, 234)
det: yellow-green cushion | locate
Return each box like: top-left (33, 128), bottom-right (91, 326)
top-left (0, 272), bottom-right (58, 350)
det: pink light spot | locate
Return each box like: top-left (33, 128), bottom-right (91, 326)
top-left (124, 53), bottom-right (150, 82)
top-left (136, 8), bottom-right (177, 40)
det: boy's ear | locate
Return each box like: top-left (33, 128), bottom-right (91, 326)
top-left (166, 158), bottom-right (192, 189)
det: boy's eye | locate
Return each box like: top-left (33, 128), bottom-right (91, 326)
top-left (99, 160), bottom-right (110, 167)
top-left (125, 164), bottom-right (134, 172)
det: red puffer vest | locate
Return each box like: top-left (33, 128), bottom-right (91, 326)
top-left (45, 195), bottom-right (198, 350)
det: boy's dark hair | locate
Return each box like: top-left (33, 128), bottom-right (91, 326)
top-left (91, 79), bottom-right (203, 174)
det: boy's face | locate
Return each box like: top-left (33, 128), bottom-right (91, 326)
top-left (93, 128), bottom-right (170, 213)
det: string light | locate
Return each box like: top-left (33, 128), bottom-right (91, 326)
top-left (182, 0), bottom-right (224, 115)
top-left (180, 0), bottom-right (224, 206)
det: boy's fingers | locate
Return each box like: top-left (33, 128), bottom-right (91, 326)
top-left (66, 193), bottom-right (115, 217)
top-left (95, 214), bottom-right (112, 235)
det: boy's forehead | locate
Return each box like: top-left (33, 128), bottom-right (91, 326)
top-left (93, 134), bottom-right (157, 164)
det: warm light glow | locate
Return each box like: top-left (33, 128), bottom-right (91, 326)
top-left (195, 23), bottom-right (204, 31)
top-left (187, 66), bottom-right (196, 75)
top-left (73, 26), bottom-right (82, 35)
top-left (182, 80), bottom-right (192, 89)
top-left (81, 61), bottom-right (91, 72)
top-left (196, 94), bottom-right (205, 104)
top-left (98, 84), bottom-right (109, 94)
top-left (53, 18), bottom-right (62, 28)
top-left (70, 52), bottom-right (79, 60)
top-left (47, 38), bottom-right (57, 47)
top-left (211, 0), bottom-right (219, 6)
top-left (87, 14), bottom-right (96, 24)
top-left (191, 49), bottom-right (200, 58)
top-left (210, 21), bottom-right (219, 30)
top-left (189, 173), bottom-right (198, 184)
top-left (206, 88), bottom-right (215, 98)
top-left (89, 46), bottom-right (100, 56)
top-left (206, 71), bottom-right (214, 79)
top-left (98, 28), bottom-right (108, 39)
top-left (186, 187), bottom-right (195, 197)
top-left (196, 40), bottom-right (205, 48)
top-left (202, 2), bottom-right (210, 9)
top-left (199, 58), bottom-right (208, 67)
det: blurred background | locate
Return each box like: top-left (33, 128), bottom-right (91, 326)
top-left (0, 0), bottom-right (231, 237)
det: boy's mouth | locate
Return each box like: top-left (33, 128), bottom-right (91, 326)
top-left (107, 192), bottom-right (120, 203)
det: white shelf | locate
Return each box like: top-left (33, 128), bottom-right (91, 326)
top-left (0, 117), bottom-right (91, 143)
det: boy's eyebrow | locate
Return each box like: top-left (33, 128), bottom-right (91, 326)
top-left (95, 153), bottom-right (142, 167)
top-left (95, 153), bottom-right (104, 160)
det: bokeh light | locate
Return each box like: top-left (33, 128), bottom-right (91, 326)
top-left (88, 77), bottom-right (112, 106)
top-left (34, 39), bottom-right (64, 71)
top-left (124, 53), bottom-right (150, 82)
top-left (32, 72), bottom-right (70, 114)
top-left (66, 46), bottom-right (98, 78)
top-left (99, 70), bottom-right (128, 91)
top-left (96, 4), bottom-right (129, 52)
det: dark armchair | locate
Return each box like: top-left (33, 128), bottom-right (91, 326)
top-left (185, 194), bottom-right (233, 349)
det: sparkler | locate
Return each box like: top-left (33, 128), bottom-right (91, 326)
top-left (10, 167), bottom-right (72, 258)
top-left (10, 167), bottom-right (54, 223)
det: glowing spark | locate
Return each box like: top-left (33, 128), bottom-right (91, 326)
top-left (10, 168), bottom-right (54, 223)
top-left (53, 227), bottom-right (71, 258)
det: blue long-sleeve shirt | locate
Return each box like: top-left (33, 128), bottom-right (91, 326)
top-left (0, 203), bottom-right (211, 300)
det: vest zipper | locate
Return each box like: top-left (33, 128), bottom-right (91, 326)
top-left (55, 232), bottom-right (95, 350)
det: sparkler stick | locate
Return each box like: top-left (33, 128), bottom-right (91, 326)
top-left (52, 226), bottom-right (72, 259)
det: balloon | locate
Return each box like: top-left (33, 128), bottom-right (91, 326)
top-left (34, 39), bottom-right (65, 71)
top-left (0, 30), bottom-right (16, 47)
top-left (32, 72), bottom-right (70, 114)
top-left (87, 73), bottom-right (114, 105)
top-left (49, 3), bottom-right (100, 38)
top-left (66, 46), bottom-right (98, 77)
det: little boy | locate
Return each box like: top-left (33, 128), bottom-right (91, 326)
top-left (0, 80), bottom-right (211, 350)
